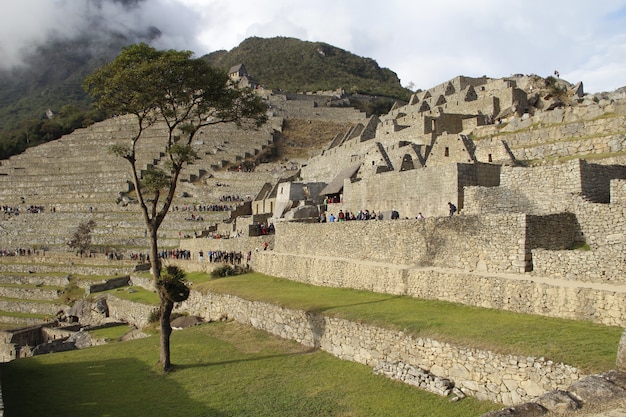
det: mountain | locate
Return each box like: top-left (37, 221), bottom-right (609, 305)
top-left (0, 27), bottom-right (162, 133)
top-left (203, 37), bottom-right (412, 100)
top-left (0, 35), bottom-right (411, 159)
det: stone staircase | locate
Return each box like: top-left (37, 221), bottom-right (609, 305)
top-left (0, 256), bottom-right (137, 328)
top-left (0, 112), bottom-right (280, 254)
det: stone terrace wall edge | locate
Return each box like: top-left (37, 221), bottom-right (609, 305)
top-left (252, 252), bottom-right (626, 327)
top-left (178, 290), bottom-right (581, 406)
top-left (271, 215), bottom-right (525, 272)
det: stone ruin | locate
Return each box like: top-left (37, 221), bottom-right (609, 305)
top-left (0, 72), bottom-right (624, 412)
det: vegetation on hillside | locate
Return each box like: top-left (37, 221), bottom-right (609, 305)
top-left (203, 36), bottom-right (412, 100)
top-left (0, 35), bottom-right (411, 161)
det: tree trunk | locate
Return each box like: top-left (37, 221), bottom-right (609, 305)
top-left (159, 294), bottom-right (174, 371)
top-left (147, 226), bottom-right (173, 372)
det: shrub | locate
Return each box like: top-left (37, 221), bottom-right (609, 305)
top-left (148, 308), bottom-right (160, 323)
top-left (210, 264), bottom-right (250, 278)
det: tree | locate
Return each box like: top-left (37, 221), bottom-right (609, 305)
top-left (67, 220), bottom-right (96, 256)
top-left (83, 43), bottom-right (267, 371)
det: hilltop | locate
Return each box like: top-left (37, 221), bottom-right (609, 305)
top-left (203, 36), bottom-right (412, 100)
top-left (0, 36), bottom-right (410, 160)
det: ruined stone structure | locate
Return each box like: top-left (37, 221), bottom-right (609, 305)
top-left (1, 73), bottom-right (625, 410)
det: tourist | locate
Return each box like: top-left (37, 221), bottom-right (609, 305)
top-left (448, 202), bottom-right (457, 216)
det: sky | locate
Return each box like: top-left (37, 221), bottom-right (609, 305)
top-left (2, 0), bottom-right (626, 93)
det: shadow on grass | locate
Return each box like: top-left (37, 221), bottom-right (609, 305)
top-left (173, 348), bottom-right (318, 371)
top-left (305, 296), bottom-right (403, 348)
top-left (304, 294), bottom-right (403, 314)
top-left (1, 357), bottom-right (227, 417)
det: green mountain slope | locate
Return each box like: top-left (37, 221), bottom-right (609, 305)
top-left (0, 35), bottom-right (411, 159)
top-left (203, 36), bottom-right (412, 100)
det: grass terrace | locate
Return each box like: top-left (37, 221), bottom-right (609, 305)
top-left (193, 272), bottom-right (621, 374)
top-left (0, 321), bottom-right (502, 417)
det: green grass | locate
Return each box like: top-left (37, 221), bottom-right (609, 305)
top-left (184, 271), bottom-right (213, 284)
top-left (0, 311), bottom-right (51, 319)
top-left (72, 274), bottom-right (129, 282)
top-left (0, 321), bottom-right (500, 416)
top-left (0, 296), bottom-right (59, 304)
top-left (195, 273), bottom-right (621, 374)
top-left (568, 241), bottom-right (592, 251)
top-left (101, 286), bottom-right (160, 305)
top-left (88, 324), bottom-right (134, 341)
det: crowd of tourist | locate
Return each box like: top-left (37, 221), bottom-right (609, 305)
top-left (0, 247), bottom-right (40, 256)
top-left (197, 249), bottom-right (247, 265)
top-left (172, 204), bottom-right (234, 212)
top-left (1, 204), bottom-right (47, 216)
top-left (321, 209), bottom-right (384, 222)
top-left (254, 222), bottom-right (275, 235)
top-left (219, 195), bottom-right (250, 202)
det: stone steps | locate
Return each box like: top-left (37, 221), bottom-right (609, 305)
top-left (0, 110), bottom-right (279, 254)
top-left (0, 297), bottom-right (61, 317)
top-left (0, 255), bottom-right (139, 328)
top-left (0, 315), bottom-right (52, 326)
top-left (0, 274), bottom-right (70, 287)
top-left (0, 261), bottom-right (134, 276)
top-left (0, 285), bottom-right (61, 301)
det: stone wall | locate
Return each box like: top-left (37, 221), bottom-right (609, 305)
top-left (251, 210), bottom-right (626, 326)
top-left (178, 290), bottom-right (581, 405)
top-left (104, 295), bottom-right (155, 329)
top-left (462, 160), bottom-right (625, 281)
top-left (532, 247), bottom-right (625, 282)
top-left (613, 179), bottom-right (626, 205)
top-left (270, 215), bottom-right (524, 271)
top-left (464, 159), bottom-right (626, 216)
top-left (464, 161), bottom-right (584, 215)
top-left (253, 252), bottom-right (626, 327)
top-left (340, 163), bottom-right (500, 218)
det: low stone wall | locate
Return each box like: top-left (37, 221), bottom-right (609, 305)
top-left (0, 300), bottom-right (60, 316)
top-left (253, 252), bottom-right (626, 327)
top-left (179, 290), bottom-right (581, 405)
top-left (0, 287), bottom-right (60, 301)
top-left (0, 274), bottom-right (70, 287)
top-left (532, 247), bottom-right (625, 282)
top-left (104, 295), bottom-right (155, 329)
top-left (80, 276), bottom-right (131, 294)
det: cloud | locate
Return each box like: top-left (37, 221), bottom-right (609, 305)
top-left (2, 0), bottom-right (625, 92)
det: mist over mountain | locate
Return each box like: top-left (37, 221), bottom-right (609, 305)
top-left (0, 11), bottom-right (412, 159)
top-left (0, 26), bottom-right (161, 130)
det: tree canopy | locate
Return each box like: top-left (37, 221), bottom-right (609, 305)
top-left (83, 43), bottom-right (267, 371)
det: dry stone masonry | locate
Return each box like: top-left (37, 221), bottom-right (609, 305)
top-left (1, 73), bottom-right (625, 411)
